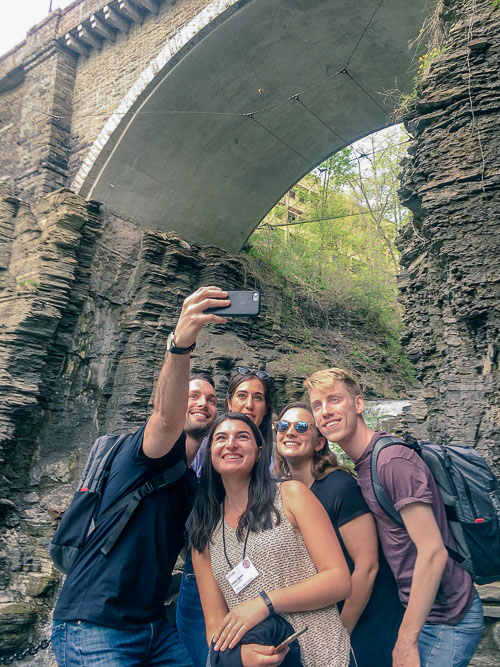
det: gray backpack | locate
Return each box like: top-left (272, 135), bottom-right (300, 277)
top-left (371, 433), bottom-right (500, 584)
top-left (50, 433), bottom-right (187, 574)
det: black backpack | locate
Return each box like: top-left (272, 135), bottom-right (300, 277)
top-left (371, 433), bottom-right (500, 585)
top-left (49, 432), bottom-right (187, 574)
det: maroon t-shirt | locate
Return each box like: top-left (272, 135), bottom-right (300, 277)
top-left (355, 432), bottom-right (474, 625)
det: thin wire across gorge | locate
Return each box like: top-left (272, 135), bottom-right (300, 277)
top-left (13, 0), bottom-right (397, 170)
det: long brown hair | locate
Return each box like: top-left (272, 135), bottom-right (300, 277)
top-left (190, 413), bottom-right (279, 552)
top-left (274, 401), bottom-right (352, 480)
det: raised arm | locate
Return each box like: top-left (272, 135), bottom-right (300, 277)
top-left (143, 287), bottom-right (228, 458)
top-left (214, 481), bottom-right (351, 651)
top-left (392, 502), bottom-right (448, 667)
top-left (338, 513), bottom-right (379, 634)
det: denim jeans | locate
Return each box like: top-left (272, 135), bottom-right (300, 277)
top-left (418, 592), bottom-right (484, 667)
top-left (176, 553), bottom-right (208, 667)
top-left (51, 617), bottom-right (193, 666)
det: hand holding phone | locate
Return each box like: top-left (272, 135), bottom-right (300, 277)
top-left (204, 290), bottom-right (261, 317)
top-left (240, 644), bottom-right (288, 666)
top-left (274, 626), bottom-right (308, 653)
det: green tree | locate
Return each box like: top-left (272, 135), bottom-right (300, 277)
top-left (246, 126), bottom-right (410, 335)
top-left (343, 126), bottom-right (410, 275)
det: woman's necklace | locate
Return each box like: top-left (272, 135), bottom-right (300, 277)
top-left (221, 501), bottom-right (251, 569)
top-left (221, 501), bottom-right (259, 594)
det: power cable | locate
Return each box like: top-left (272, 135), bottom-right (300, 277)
top-left (345, 0), bottom-right (386, 69)
top-left (258, 206), bottom-right (403, 228)
top-left (344, 69), bottom-right (388, 115)
top-left (270, 65), bottom-right (347, 110)
top-left (292, 95), bottom-right (346, 144)
top-left (246, 114), bottom-right (315, 167)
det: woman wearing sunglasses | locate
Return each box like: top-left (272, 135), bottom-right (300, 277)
top-left (190, 412), bottom-right (352, 666)
top-left (178, 367), bottom-right (274, 666)
top-left (274, 402), bottom-right (403, 667)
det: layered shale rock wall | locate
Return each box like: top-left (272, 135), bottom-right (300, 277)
top-left (397, 0), bottom-right (499, 472)
top-left (396, 2), bottom-right (500, 660)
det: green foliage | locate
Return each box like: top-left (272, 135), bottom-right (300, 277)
top-left (17, 278), bottom-right (38, 289)
top-left (249, 144), bottom-right (402, 334)
top-left (244, 128), bottom-right (415, 391)
top-left (317, 148), bottom-right (355, 190)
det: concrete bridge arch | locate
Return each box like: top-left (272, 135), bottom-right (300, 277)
top-left (0, 0), bottom-right (428, 251)
top-left (66, 0), bottom-right (428, 251)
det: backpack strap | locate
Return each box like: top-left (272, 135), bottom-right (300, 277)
top-left (98, 459), bottom-right (187, 556)
top-left (370, 436), bottom-right (466, 567)
top-left (370, 436), bottom-right (409, 527)
top-left (88, 434), bottom-right (131, 492)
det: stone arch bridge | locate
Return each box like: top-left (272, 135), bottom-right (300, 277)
top-left (0, 0), bottom-right (427, 251)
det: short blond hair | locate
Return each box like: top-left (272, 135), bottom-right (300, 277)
top-left (304, 368), bottom-right (362, 399)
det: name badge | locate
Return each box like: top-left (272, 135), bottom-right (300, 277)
top-left (226, 557), bottom-right (259, 594)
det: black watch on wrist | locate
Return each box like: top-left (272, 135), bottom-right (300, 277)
top-left (259, 590), bottom-right (275, 616)
top-left (166, 332), bottom-right (196, 355)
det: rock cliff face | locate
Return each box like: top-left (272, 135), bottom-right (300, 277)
top-left (396, 1), bottom-right (500, 662)
top-left (397, 0), bottom-right (499, 476)
top-left (0, 184), bottom-right (404, 659)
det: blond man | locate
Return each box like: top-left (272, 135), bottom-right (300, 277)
top-left (304, 368), bottom-right (482, 667)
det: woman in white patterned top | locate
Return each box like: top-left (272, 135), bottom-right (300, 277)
top-left (189, 412), bottom-right (352, 666)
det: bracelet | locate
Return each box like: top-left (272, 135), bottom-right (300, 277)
top-left (259, 590), bottom-right (274, 616)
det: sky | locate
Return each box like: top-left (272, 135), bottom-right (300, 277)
top-left (1, 0), bottom-right (74, 55)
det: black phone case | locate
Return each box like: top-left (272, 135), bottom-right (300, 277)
top-left (205, 290), bottom-right (261, 316)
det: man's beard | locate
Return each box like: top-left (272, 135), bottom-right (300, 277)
top-left (184, 417), bottom-right (212, 440)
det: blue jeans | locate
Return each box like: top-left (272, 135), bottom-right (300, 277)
top-left (51, 617), bottom-right (193, 666)
top-left (176, 554), bottom-right (208, 667)
top-left (418, 592), bottom-right (483, 667)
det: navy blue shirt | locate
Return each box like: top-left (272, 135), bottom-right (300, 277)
top-left (54, 424), bottom-right (193, 628)
top-left (311, 470), bottom-right (404, 667)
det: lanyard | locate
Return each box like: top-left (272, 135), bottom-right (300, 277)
top-left (221, 503), bottom-right (251, 570)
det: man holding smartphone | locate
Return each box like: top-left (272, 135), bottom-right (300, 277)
top-left (51, 287), bottom-right (229, 666)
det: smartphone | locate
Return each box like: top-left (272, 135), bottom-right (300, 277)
top-left (205, 290), bottom-right (261, 317)
top-left (274, 626), bottom-right (308, 653)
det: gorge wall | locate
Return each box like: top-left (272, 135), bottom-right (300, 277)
top-left (396, 2), bottom-right (500, 661)
top-left (397, 0), bottom-right (499, 474)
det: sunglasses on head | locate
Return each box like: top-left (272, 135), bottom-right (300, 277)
top-left (236, 366), bottom-right (270, 380)
top-left (274, 420), bottom-right (314, 434)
